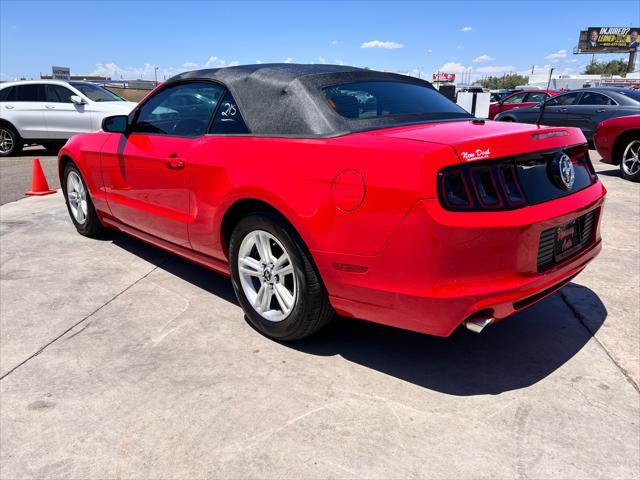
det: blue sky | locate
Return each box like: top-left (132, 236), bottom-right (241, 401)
top-left (1, 0), bottom-right (638, 82)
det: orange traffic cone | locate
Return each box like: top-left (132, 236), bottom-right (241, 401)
top-left (24, 158), bottom-right (57, 196)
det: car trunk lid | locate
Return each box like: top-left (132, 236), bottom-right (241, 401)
top-left (370, 120), bottom-right (587, 162)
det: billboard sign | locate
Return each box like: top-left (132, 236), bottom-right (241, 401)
top-left (51, 66), bottom-right (70, 80)
top-left (432, 72), bottom-right (456, 82)
top-left (580, 27), bottom-right (639, 52)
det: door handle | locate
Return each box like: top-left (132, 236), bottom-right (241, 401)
top-left (559, 108), bottom-right (568, 112)
top-left (45, 105), bottom-right (56, 109)
top-left (4, 105), bottom-right (14, 109)
top-left (595, 108), bottom-right (606, 113)
top-left (164, 157), bottom-right (185, 170)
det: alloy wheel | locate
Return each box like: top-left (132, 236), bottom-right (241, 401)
top-left (67, 171), bottom-right (88, 225)
top-left (0, 128), bottom-right (14, 154)
top-left (237, 230), bottom-right (297, 322)
top-left (622, 140), bottom-right (640, 176)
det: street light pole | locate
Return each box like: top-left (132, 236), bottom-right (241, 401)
top-left (154, 67), bottom-right (159, 85)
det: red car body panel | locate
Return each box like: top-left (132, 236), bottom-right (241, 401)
top-left (594, 114), bottom-right (640, 163)
top-left (488, 90), bottom-right (558, 120)
top-left (59, 119), bottom-right (605, 337)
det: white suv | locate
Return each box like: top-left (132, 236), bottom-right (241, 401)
top-left (0, 80), bottom-right (137, 156)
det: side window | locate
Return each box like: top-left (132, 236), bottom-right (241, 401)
top-left (209, 91), bottom-right (249, 134)
top-left (45, 85), bottom-right (74, 103)
top-left (0, 86), bottom-right (16, 102)
top-left (14, 84), bottom-right (44, 102)
top-left (525, 92), bottom-right (549, 103)
top-left (503, 92), bottom-right (527, 104)
top-left (132, 82), bottom-right (224, 137)
top-left (546, 92), bottom-right (581, 106)
top-left (579, 92), bottom-right (616, 106)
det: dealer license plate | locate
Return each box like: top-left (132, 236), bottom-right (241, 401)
top-left (554, 220), bottom-right (580, 258)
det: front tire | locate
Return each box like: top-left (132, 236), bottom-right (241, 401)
top-left (229, 213), bottom-right (333, 341)
top-left (619, 137), bottom-right (640, 182)
top-left (0, 125), bottom-right (23, 157)
top-left (63, 163), bottom-right (105, 237)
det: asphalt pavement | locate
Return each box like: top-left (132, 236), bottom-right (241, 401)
top-left (0, 146), bottom-right (59, 205)
top-left (0, 152), bottom-right (638, 479)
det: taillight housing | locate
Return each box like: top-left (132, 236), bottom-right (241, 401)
top-left (438, 160), bottom-right (526, 211)
top-left (437, 145), bottom-right (597, 212)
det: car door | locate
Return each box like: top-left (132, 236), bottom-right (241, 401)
top-left (568, 91), bottom-right (619, 140)
top-left (100, 81), bottom-right (225, 247)
top-left (1, 84), bottom-right (48, 140)
top-left (43, 84), bottom-right (93, 139)
top-left (498, 91), bottom-right (528, 115)
top-left (538, 92), bottom-right (582, 127)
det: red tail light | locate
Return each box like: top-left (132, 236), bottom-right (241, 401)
top-left (438, 161), bottom-right (526, 211)
top-left (437, 146), bottom-right (596, 212)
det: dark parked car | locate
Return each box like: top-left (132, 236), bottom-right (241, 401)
top-left (494, 88), bottom-right (640, 142)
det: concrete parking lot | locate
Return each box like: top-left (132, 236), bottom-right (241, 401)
top-left (0, 154), bottom-right (638, 479)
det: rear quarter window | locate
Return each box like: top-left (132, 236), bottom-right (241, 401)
top-left (323, 81), bottom-right (471, 121)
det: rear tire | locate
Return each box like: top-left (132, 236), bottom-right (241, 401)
top-left (229, 213), bottom-right (334, 341)
top-left (0, 125), bottom-right (23, 157)
top-left (63, 162), bottom-right (105, 237)
top-left (618, 137), bottom-right (640, 182)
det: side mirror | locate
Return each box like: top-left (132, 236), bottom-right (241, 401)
top-left (102, 115), bottom-right (128, 133)
top-left (70, 95), bottom-right (85, 105)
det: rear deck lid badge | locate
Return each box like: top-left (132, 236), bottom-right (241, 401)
top-left (549, 153), bottom-right (575, 191)
top-left (460, 148), bottom-right (491, 161)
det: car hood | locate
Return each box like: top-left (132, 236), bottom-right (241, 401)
top-left (369, 119), bottom-right (587, 161)
top-left (90, 101), bottom-right (137, 113)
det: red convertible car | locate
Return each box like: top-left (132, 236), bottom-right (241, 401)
top-left (594, 114), bottom-right (640, 182)
top-left (58, 64), bottom-right (606, 340)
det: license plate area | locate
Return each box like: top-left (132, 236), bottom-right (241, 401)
top-left (537, 209), bottom-right (597, 272)
top-left (554, 220), bottom-right (581, 261)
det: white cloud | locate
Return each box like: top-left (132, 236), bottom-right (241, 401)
top-left (544, 49), bottom-right (568, 62)
top-left (473, 54), bottom-right (495, 63)
top-left (334, 58), bottom-right (345, 65)
top-left (361, 40), bottom-right (404, 49)
top-left (203, 56), bottom-right (240, 68)
top-left (565, 58), bottom-right (578, 64)
top-left (427, 49), bottom-right (433, 53)
top-left (284, 57), bottom-right (293, 63)
top-left (437, 62), bottom-right (468, 73)
top-left (256, 60), bottom-right (263, 64)
top-left (0, 72), bottom-right (11, 81)
top-left (318, 56), bottom-right (327, 64)
top-left (90, 56), bottom-right (239, 80)
top-left (461, 26), bottom-right (473, 32)
top-left (476, 65), bottom-right (517, 74)
top-left (331, 40), bottom-right (338, 45)
top-left (457, 45), bottom-right (462, 49)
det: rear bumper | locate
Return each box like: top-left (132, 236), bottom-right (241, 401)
top-left (315, 181), bottom-right (606, 336)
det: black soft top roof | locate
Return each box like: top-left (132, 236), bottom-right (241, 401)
top-left (166, 63), bottom-right (443, 137)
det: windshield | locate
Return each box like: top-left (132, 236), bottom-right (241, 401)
top-left (323, 81), bottom-right (472, 122)
top-left (69, 82), bottom-right (125, 102)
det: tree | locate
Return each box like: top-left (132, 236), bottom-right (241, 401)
top-left (583, 59), bottom-right (628, 75)
top-left (478, 74), bottom-right (529, 90)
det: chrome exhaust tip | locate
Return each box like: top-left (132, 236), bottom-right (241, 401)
top-left (463, 314), bottom-right (495, 333)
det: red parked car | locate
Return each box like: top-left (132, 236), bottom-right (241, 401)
top-left (594, 114), bottom-right (640, 182)
top-left (488, 90), bottom-right (558, 119)
top-left (58, 64), bottom-right (605, 341)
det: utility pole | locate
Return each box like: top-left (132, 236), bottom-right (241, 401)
top-left (154, 67), bottom-right (159, 85)
top-left (627, 49), bottom-right (637, 74)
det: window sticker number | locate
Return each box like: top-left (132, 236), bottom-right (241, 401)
top-left (221, 102), bottom-right (237, 117)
